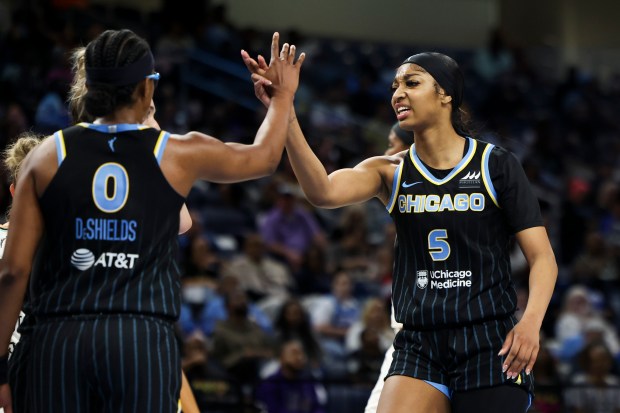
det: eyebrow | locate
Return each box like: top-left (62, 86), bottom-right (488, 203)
top-left (393, 72), bottom-right (423, 83)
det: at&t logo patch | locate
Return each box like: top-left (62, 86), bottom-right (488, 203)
top-left (71, 248), bottom-right (139, 271)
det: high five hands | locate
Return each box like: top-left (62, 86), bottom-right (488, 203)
top-left (241, 32), bottom-right (302, 107)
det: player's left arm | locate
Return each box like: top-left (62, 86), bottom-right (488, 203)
top-left (499, 226), bottom-right (557, 379)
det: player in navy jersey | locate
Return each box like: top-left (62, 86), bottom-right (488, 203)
top-left (0, 47), bottom-right (199, 413)
top-left (66, 46), bottom-right (198, 413)
top-left (0, 28), bottom-right (304, 413)
top-left (242, 50), bottom-right (557, 413)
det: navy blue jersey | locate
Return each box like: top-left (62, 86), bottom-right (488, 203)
top-left (387, 137), bottom-right (543, 328)
top-left (30, 123), bottom-right (184, 320)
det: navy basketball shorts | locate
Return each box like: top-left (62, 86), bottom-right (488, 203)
top-left (8, 324), bottom-right (33, 413)
top-left (25, 314), bottom-right (181, 413)
top-left (387, 315), bottom-right (534, 396)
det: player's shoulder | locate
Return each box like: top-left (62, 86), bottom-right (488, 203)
top-left (474, 138), bottom-right (515, 163)
top-left (361, 152), bottom-right (404, 168)
top-left (168, 131), bottom-right (221, 148)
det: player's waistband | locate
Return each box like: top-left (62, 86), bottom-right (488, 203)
top-left (402, 312), bottom-right (515, 332)
top-left (32, 312), bottom-right (177, 326)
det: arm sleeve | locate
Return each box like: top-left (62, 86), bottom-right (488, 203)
top-left (490, 146), bottom-right (544, 234)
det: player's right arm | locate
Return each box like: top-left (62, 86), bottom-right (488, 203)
top-left (163, 33), bottom-right (305, 195)
top-left (241, 51), bottom-right (391, 208)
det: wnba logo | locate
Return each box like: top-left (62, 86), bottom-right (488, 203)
top-left (71, 248), bottom-right (96, 270)
top-left (416, 270), bottom-right (428, 289)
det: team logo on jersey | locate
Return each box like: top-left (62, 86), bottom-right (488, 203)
top-left (459, 170), bottom-right (481, 189)
top-left (416, 270), bottom-right (428, 289)
top-left (70, 248), bottom-right (139, 271)
top-left (108, 137), bottom-right (117, 152)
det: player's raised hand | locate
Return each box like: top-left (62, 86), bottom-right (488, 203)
top-left (241, 32), bottom-right (305, 106)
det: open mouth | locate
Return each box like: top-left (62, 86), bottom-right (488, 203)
top-left (396, 106), bottom-right (411, 120)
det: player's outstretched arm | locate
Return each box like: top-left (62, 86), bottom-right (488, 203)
top-left (241, 52), bottom-right (385, 209)
top-left (168, 33), bottom-right (304, 190)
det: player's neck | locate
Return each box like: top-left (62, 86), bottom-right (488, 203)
top-left (414, 127), bottom-right (465, 170)
top-left (94, 106), bottom-right (148, 126)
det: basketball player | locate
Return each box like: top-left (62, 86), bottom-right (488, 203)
top-left (242, 50), bottom-right (557, 413)
top-left (0, 28), bottom-right (304, 413)
top-left (67, 47), bottom-right (198, 412)
top-left (0, 134), bottom-right (42, 413)
top-left (68, 46), bottom-right (193, 236)
top-left (0, 50), bottom-right (198, 413)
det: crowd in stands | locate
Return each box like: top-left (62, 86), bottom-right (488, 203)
top-left (2, 2), bottom-right (620, 412)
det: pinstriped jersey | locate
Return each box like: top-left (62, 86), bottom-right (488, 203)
top-left (30, 123), bottom-right (184, 320)
top-left (387, 137), bottom-right (543, 328)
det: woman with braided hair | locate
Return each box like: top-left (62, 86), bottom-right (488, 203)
top-left (2, 47), bottom-right (198, 413)
top-left (0, 28), bottom-right (304, 412)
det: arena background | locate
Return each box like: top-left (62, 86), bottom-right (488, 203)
top-left (1, 1), bottom-right (620, 412)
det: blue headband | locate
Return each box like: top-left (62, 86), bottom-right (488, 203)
top-left (86, 52), bottom-right (154, 86)
top-left (401, 52), bottom-right (464, 110)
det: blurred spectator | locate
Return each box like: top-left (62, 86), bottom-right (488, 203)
top-left (179, 274), bottom-right (273, 337)
top-left (564, 341), bottom-right (620, 413)
top-left (294, 243), bottom-right (332, 296)
top-left (211, 289), bottom-right (274, 384)
top-left (571, 231), bottom-right (618, 287)
top-left (347, 328), bottom-right (385, 386)
top-left (181, 332), bottom-right (244, 412)
top-left (559, 177), bottom-right (594, 266)
top-left (184, 233), bottom-right (222, 278)
top-left (222, 232), bottom-right (293, 303)
top-left (255, 339), bottom-right (326, 413)
top-left (309, 271), bottom-right (361, 378)
top-left (273, 298), bottom-right (323, 368)
top-left (327, 205), bottom-right (378, 296)
top-left (154, 19), bottom-right (194, 76)
top-left (345, 297), bottom-right (394, 355)
top-left (530, 339), bottom-right (565, 413)
top-left (554, 285), bottom-right (620, 363)
top-left (472, 27), bottom-right (514, 84)
top-left (34, 79), bottom-right (70, 134)
top-left (259, 183), bottom-right (327, 272)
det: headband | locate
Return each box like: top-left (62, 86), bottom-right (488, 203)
top-left (401, 52), bottom-right (464, 110)
top-left (86, 52), bottom-right (154, 86)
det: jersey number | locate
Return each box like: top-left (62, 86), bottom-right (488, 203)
top-left (92, 163), bottom-right (129, 213)
top-left (428, 229), bottom-right (450, 261)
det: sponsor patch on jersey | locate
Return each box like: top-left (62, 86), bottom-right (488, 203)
top-left (416, 269), bottom-right (473, 289)
top-left (416, 270), bottom-right (428, 289)
top-left (459, 170), bottom-right (481, 189)
top-left (71, 248), bottom-right (139, 271)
